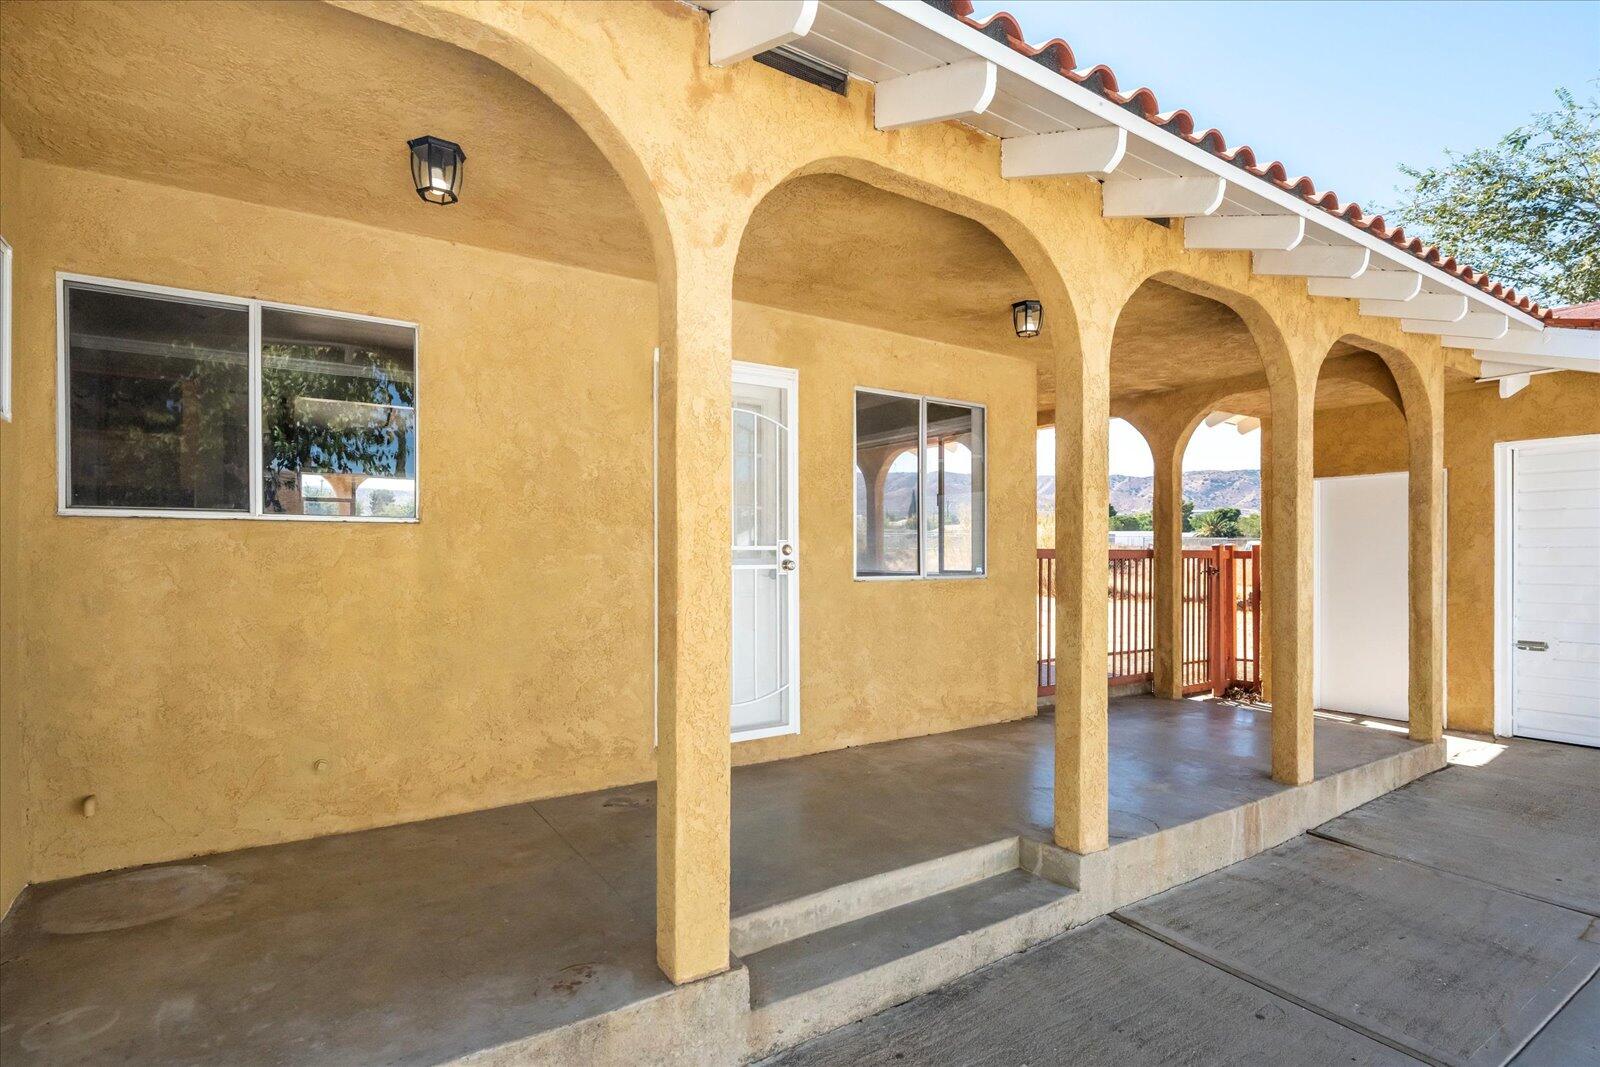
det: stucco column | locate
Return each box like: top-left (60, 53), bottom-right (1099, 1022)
top-left (1407, 380), bottom-right (1446, 742)
top-left (1267, 376), bottom-right (1315, 785)
top-left (1149, 425), bottom-right (1186, 700)
top-left (1258, 417), bottom-right (1273, 704)
top-left (1054, 320), bottom-right (1112, 854)
top-left (655, 243), bottom-right (736, 985)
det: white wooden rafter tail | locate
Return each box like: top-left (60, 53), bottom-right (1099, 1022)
top-left (1307, 270), bottom-right (1424, 301)
top-left (1497, 374), bottom-right (1532, 398)
top-left (1183, 214), bottom-right (1305, 252)
top-left (1360, 293), bottom-right (1469, 322)
top-left (1001, 126), bottom-right (1128, 178)
top-left (874, 57), bottom-right (997, 130)
top-left (1101, 176), bottom-right (1226, 219)
top-left (1252, 245), bottom-right (1370, 279)
top-left (1401, 312), bottom-right (1509, 340)
top-left (1453, 326), bottom-right (1596, 361)
top-left (710, 0), bottom-right (819, 67)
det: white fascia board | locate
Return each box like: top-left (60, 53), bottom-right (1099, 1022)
top-left (1102, 177), bottom-right (1225, 218)
top-left (874, 57), bottom-right (997, 130)
top-left (1401, 312), bottom-right (1508, 340)
top-left (1253, 246), bottom-right (1369, 278)
top-left (1002, 127), bottom-right (1127, 179)
top-left (1449, 326), bottom-right (1600, 360)
top-left (1477, 359), bottom-right (1535, 378)
top-left (870, 0), bottom-right (1545, 328)
top-left (1184, 214), bottom-right (1305, 251)
top-left (1307, 270), bottom-right (1423, 301)
top-left (1469, 349), bottom-right (1597, 374)
top-left (1360, 293), bottom-right (1469, 322)
top-left (710, 0), bottom-right (819, 66)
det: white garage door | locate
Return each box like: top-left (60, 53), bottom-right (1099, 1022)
top-left (1316, 472), bottom-right (1412, 722)
top-left (1506, 436), bottom-right (1600, 747)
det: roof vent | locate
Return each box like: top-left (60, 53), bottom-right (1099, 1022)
top-left (754, 45), bottom-right (849, 95)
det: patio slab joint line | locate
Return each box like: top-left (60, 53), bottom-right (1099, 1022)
top-left (1106, 912), bottom-right (1445, 1067)
top-left (1306, 827), bottom-right (1600, 920)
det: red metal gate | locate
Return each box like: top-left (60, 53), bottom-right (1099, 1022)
top-left (1035, 544), bottom-right (1261, 698)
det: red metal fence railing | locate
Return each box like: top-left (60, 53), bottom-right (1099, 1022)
top-left (1035, 544), bottom-right (1262, 699)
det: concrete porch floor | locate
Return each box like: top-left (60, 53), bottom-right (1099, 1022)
top-left (0, 697), bottom-right (1424, 1064)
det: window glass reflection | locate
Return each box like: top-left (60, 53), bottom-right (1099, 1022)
top-left (854, 391), bottom-right (922, 576)
top-left (66, 285), bottom-right (249, 511)
top-left (261, 308), bottom-right (417, 518)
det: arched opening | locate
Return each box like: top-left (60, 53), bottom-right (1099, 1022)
top-left (1310, 344), bottom-right (1417, 727)
top-left (722, 166), bottom-right (1067, 892)
top-left (1109, 278), bottom-right (1278, 705)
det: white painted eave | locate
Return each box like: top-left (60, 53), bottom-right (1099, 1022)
top-left (695, 0), bottom-right (1545, 333)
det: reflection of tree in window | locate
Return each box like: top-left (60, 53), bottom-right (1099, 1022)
top-left (260, 309), bottom-right (416, 518)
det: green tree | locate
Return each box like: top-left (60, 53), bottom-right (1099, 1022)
top-left (1388, 87), bottom-right (1599, 305)
top-left (1237, 512), bottom-right (1262, 540)
top-left (1181, 499), bottom-right (1195, 533)
top-left (1191, 506), bottom-right (1244, 538)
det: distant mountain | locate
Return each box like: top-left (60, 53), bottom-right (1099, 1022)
top-left (1037, 469), bottom-right (1260, 515)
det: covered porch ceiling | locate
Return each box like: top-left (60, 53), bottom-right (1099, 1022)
top-left (0, 0), bottom-right (656, 280)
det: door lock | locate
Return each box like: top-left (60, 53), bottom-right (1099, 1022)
top-left (780, 543), bottom-right (794, 556)
top-left (781, 559), bottom-right (797, 572)
top-left (1515, 639), bottom-right (1549, 652)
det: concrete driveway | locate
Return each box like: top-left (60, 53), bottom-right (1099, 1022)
top-left (768, 736), bottom-right (1600, 1067)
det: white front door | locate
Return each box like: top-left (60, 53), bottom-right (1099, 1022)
top-left (730, 362), bottom-right (799, 741)
top-left (1504, 436), bottom-right (1600, 747)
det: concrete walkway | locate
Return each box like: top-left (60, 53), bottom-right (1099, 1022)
top-left (768, 736), bottom-right (1600, 1067)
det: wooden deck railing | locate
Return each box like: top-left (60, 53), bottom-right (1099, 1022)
top-left (1036, 544), bottom-right (1262, 698)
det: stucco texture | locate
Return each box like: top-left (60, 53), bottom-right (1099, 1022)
top-left (0, 151), bottom-right (1035, 893)
top-left (1313, 372), bottom-right (1600, 736)
top-left (1, 122), bottom-right (25, 914)
top-left (0, 0), bottom-right (1560, 966)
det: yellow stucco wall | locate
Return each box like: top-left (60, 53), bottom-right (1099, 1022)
top-left (0, 156), bottom-right (1034, 893)
top-left (1313, 372), bottom-right (1600, 735)
top-left (1, 122), bottom-right (26, 914)
top-left (734, 305), bottom-right (1037, 768)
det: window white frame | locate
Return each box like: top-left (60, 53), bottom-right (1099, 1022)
top-left (852, 386), bottom-right (987, 581)
top-left (56, 272), bottom-right (420, 522)
top-left (731, 360), bottom-right (801, 743)
top-left (1, 236), bottom-right (12, 421)
top-left (1494, 433), bottom-right (1600, 739)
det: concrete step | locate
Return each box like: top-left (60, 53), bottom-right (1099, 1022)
top-left (742, 868), bottom-right (1077, 1061)
top-left (730, 837), bottom-right (1020, 957)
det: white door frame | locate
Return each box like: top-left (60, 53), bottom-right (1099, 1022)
top-left (730, 360), bottom-right (801, 743)
top-left (1494, 433), bottom-right (1600, 739)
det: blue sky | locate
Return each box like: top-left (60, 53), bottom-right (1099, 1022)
top-left (968, 0), bottom-right (1599, 217)
top-left (1003, 0), bottom-right (1600, 477)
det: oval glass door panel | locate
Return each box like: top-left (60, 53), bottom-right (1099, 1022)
top-left (731, 366), bottom-right (798, 740)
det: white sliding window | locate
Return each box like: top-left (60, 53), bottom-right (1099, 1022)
top-left (58, 274), bottom-right (417, 521)
top-left (854, 388), bottom-right (985, 579)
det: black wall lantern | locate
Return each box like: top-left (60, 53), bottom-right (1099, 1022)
top-left (407, 135), bottom-right (466, 205)
top-left (1011, 299), bottom-right (1043, 338)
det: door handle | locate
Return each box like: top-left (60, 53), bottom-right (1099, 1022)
top-left (1515, 640), bottom-right (1549, 652)
top-left (781, 559), bottom-right (797, 572)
